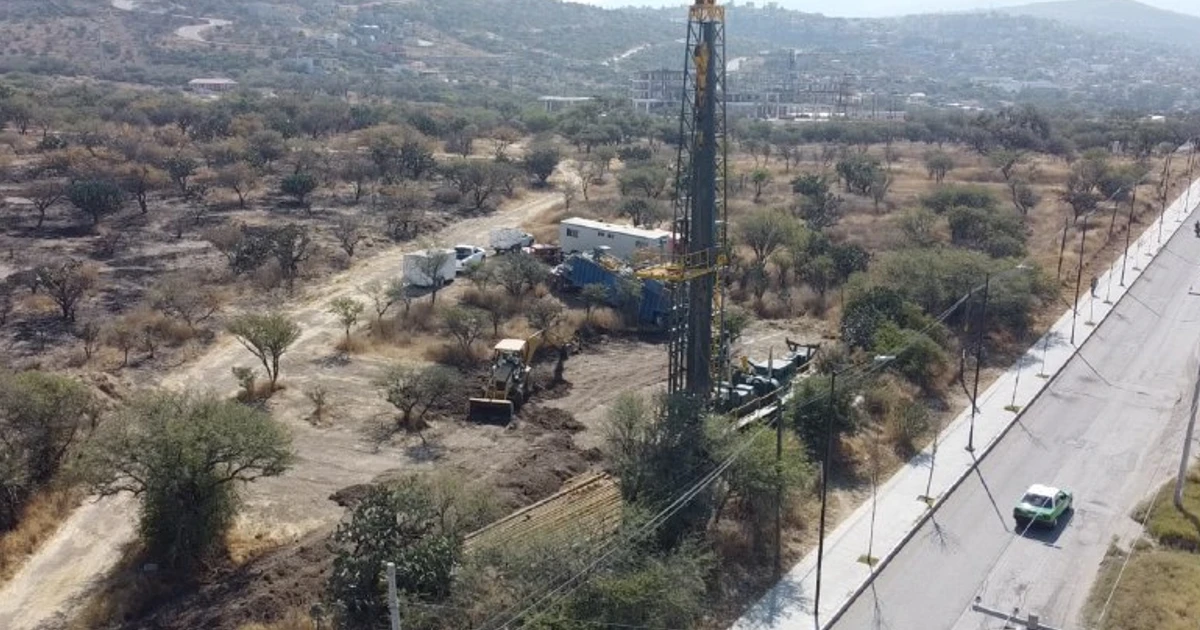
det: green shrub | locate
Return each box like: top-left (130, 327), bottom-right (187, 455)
top-left (921, 184), bottom-right (996, 214)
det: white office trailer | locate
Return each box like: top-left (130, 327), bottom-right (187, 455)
top-left (558, 218), bottom-right (673, 262)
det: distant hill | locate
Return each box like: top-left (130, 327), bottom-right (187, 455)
top-left (1001, 0), bottom-right (1200, 52)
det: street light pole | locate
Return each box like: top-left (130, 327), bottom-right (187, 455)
top-left (815, 371), bottom-right (837, 627)
top-left (774, 374), bottom-right (784, 581)
top-left (1057, 216), bottom-right (1070, 281)
top-left (1177, 350), bottom-right (1200, 511)
top-left (967, 273), bottom-right (990, 452)
top-left (1071, 214), bottom-right (1089, 345)
top-left (1121, 186), bottom-right (1137, 287)
top-left (1159, 152), bottom-right (1173, 244)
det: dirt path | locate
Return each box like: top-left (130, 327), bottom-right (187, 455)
top-left (174, 17), bottom-right (233, 43)
top-left (0, 496), bottom-right (134, 630)
top-left (0, 189), bottom-right (562, 630)
top-left (546, 339), bottom-right (669, 451)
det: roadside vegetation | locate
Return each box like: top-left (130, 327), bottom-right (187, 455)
top-left (1086, 468), bottom-right (1200, 630)
top-left (2, 75), bottom-right (1199, 630)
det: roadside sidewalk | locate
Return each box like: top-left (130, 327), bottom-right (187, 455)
top-left (733, 177), bottom-right (1200, 630)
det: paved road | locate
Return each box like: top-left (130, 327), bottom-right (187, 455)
top-left (833, 210), bottom-right (1200, 630)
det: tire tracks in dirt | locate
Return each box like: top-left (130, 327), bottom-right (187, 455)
top-left (0, 190), bottom-right (562, 630)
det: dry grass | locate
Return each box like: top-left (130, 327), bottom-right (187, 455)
top-left (0, 487), bottom-right (80, 586)
top-left (225, 516), bottom-right (304, 566)
top-left (333, 335), bottom-right (369, 355)
top-left (426, 341), bottom-right (486, 368)
top-left (1083, 466), bottom-right (1200, 629)
top-left (1085, 546), bottom-right (1200, 630)
top-left (237, 610), bottom-right (317, 630)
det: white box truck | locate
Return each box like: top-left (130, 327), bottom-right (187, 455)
top-left (402, 248), bottom-right (457, 287)
top-left (489, 228), bottom-right (535, 253)
top-left (559, 217), bottom-right (673, 262)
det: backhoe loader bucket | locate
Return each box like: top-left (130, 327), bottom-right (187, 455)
top-left (468, 397), bottom-right (515, 424)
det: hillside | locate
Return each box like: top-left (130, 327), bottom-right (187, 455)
top-left (1002, 0), bottom-right (1200, 53)
top-left (3, 0), bottom-right (1200, 110)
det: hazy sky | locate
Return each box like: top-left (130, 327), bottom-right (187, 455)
top-left (572, 0), bottom-right (1200, 18)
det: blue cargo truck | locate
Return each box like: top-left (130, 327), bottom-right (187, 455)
top-left (556, 253), bottom-right (668, 330)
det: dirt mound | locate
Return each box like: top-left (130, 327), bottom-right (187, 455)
top-left (494, 433), bottom-right (601, 509)
top-left (128, 530), bottom-right (333, 630)
top-left (520, 404), bottom-right (583, 433)
top-left (328, 484), bottom-right (374, 509)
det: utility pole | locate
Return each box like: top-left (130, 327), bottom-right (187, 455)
top-left (1121, 185), bottom-right (1137, 287)
top-left (387, 562), bottom-right (401, 630)
top-left (1057, 216), bottom-right (1070, 281)
top-left (1071, 214), bottom-right (1089, 346)
top-left (1159, 152), bottom-right (1173, 244)
top-left (967, 273), bottom-right (990, 452)
top-left (814, 371), bottom-right (837, 627)
top-left (1176, 350), bottom-right (1200, 510)
top-left (773, 350), bottom-right (783, 581)
top-left (1184, 142), bottom-right (1196, 221)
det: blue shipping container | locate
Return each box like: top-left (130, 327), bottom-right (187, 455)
top-left (562, 255), bottom-right (668, 329)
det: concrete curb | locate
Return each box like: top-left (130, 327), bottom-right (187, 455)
top-left (821, 190), bottom-right (1200, 629)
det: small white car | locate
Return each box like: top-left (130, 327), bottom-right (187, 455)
top-left (454, 245), bottom-right (486, 274)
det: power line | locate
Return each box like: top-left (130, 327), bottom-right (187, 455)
top-left (479, 272), bottom-right (1008, 630)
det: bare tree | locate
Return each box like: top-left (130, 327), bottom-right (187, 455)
top-left (473, 289), bottom-right (512, 337)
top-left (268, 224), bottom-right (313, 291)
top-left (359, 280), bottom-right (397, 323)
top-left (25, 181), bottom-right (65, 229)
top-left (561, 182), bottom-right (579, 212)
top-left (104, 316), bottom-right (138, 367)
top-left (119, 163), bottom-right (169, 214)
top-left (332, 216), bottom-right (365, 258)
top-left (385, 279), bottom-right (415, 318)
top-left (36, 259), bottom-right (98, 322)
top-left (340, 156), bottom-right (376, 204)
top-left (0, 286), bottom-right (13, 328)
top-left (148, 274), bottom-right (224, 330)
top-left (217, 163), bottom-right (261, 209)
top-left (378, 186), bottom-right (426, 240)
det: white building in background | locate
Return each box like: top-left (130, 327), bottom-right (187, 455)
top-left (187, 78), bottom-right (238, 93)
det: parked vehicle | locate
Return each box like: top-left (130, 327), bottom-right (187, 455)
top-left (454, 245), bottom-right (487, 273)
top-left (490, 228), bottom-right (535, 254)
top-left (527, 243), bottom-right (563, 265)
top-left (402, 248), bottom-right (457, 288)
top-left (468, 331), bottom-right (543, 424)
top-left (559, 217), bottom-right (673, 262)
top-left (714, 339), bottom-right (820, 414)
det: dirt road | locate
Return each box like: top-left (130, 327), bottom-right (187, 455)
top-left (175, 17), bottom-right (233, 43)
top-left (0, 189), bottom-right (562, 630)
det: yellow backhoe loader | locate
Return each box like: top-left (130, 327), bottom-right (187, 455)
top-left (468, 330), bottom-right (544, 423)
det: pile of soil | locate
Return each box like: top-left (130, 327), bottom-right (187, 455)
top-left (127, 530), bottom-right (333, 630)
top-left (519, 404), bottom-right (583, 433)
top-left (494, 433), bottom-right (601, 509)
